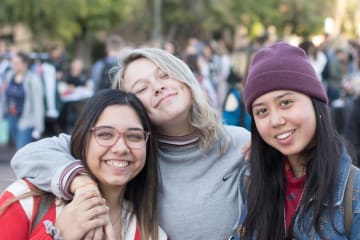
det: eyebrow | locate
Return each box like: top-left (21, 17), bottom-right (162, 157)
top-left (252, 91), bottom-right (295, 108)
top-left (129, 67), bottom-right (163, 91)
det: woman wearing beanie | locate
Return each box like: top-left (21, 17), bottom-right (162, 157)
top-left (236, 42), bottom-right (360, 239)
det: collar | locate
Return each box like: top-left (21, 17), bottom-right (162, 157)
top-left (322, 148), bottom-right (353, 206)
top-left (157, 131), bottom-right (199, 150)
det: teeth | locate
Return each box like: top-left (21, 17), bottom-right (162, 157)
top-left (108, 160), bottom-right (129, 168)
top-left (276, 131), bottom-right (293, 140)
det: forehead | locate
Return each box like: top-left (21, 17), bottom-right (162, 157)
top-left (253, 90), bottom-right (307, 104)
top-left (96, 105), bottom-right (143, 127)
top-left (122, 58), bottom-right (158, 90)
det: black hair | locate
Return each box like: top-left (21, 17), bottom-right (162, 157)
top-left (242, 98), bottom-right (351, 239)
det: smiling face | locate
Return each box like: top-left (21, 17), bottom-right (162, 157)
top-left (86, 105), bottom-right (146, 191)
top-left (122, 57), bottom-right (193, 136)
top-left (252, 90), bottom-right (317, 162)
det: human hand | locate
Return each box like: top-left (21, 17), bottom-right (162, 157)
top-left (55, 190), bottom-right (110, 240)
top-left (69, 175), bottom-right (116, 240)
top-left (82, 216), bottom-right (116, 240)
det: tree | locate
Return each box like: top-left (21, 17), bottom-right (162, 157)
top-left (0, 0), bottom-right (135, 62)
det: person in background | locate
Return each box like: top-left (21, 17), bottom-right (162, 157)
top-left (48, 44), bottom-right (66, 82)
top-left (91, 34), bottom-right (125, 91)
top-left (58, 58), bottom-right (90, 133)
top-left (0, 39), bottom-right (12, 84)
top-left (65, 58), bottom-right (88, 87)
top-left (236, 42), bottom-right (360, 239)
top-left (162, 40), bottom-right (179, 57)
top-left (185, 53), bottom-right (218, 108)
top-left (299, 40), bottom-right (328, 83)
top-left (0, 89), bottom-right (166, 240)
top-left (0, 51), bottom-right (44, 149)
top-left (344, 78), bottom-right (360, 166)
top-left (327, 47), bottom-right (348, 104)
top-left (11, 47), bottom-right (250, 240)
top-left (222, 70), bottom-right (251, 131)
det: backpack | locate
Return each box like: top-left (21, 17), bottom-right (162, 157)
top-left (97, 59), bottom-right (117, 90)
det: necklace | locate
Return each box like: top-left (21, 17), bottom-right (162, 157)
top-left (111, 211), bottom-right (122, 226)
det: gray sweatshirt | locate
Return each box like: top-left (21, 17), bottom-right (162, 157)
top-left (11, 125), bottom-right (250, 240)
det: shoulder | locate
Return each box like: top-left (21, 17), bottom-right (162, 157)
top-left (158, 226), bottom-right (168, 240)
top-left (224, 125), bottom-right (251, 143)
top-left (0, 179), bottom-right (35, 220)
top-left (3, 179), bottom-right (34, 197)
top-left (352, 167), bottom-right (360, 212)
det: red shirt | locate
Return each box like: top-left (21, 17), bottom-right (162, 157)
top-left (284, 160), bottom-right (306, 231)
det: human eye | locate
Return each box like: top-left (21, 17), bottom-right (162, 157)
top-left (158, 71), bottom-right (169, 80)
top-left (96, 128), bottom-right (115, 140)
top-left (133, 84), bottom-right (148, 95)
top-left (253, 107), bottom-right (268, 118)
top-left (280, 99), bottom-right (294, 108)
top-left (126, 130), bottom-right (145, 142)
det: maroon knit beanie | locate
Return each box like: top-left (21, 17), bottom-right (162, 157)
top-left (243, 42), bottom-right (328, 114)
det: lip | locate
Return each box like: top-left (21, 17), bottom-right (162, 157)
top-left (274, 130), bottom-right (295, 140)
top-left (155, 93), bottom-right (176, 107)
top-left (104, 159), bottom-right (132, 168)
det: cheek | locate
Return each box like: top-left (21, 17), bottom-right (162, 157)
top-left (254, 119), bottom-right (269, 138)
top-left (134, 150), bottom-right (147, 171)
top-left (302, 111), bottom-right (317, 140)
top-left (137, 95), bottom-right (151, 110)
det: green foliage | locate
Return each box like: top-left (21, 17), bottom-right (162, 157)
top-left (226, 0), bottom-right (334, 38)
top-left (0, 0), bottom-right (134, 44)
top-left (0, 0), bottom-right (351, 56)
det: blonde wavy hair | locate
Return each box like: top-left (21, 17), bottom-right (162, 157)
top-left (113, 48), bottom-right (227, 152)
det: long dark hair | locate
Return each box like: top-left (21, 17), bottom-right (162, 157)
top-left (70, 89), bottom-right (159, 240)
top-left (242, 98), bottom-right (347, 239)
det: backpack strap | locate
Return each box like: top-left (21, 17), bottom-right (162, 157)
top-left (30, 193), bottom-right (53, 232)
top-left (344, 165), bottom-right (357, 237)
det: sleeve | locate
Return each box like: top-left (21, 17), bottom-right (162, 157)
top-left (0, 191), bottom-right (31, 240)
top-left (10, 134), bottom-right (81, 198)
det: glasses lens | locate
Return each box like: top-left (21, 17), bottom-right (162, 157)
top-left (94, 127), bottom-right (117, 146)
top-left (125, 130), bottom-right (148, 148)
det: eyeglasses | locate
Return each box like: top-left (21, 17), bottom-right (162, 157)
top-left (91, 126), bottom-right (150, 149)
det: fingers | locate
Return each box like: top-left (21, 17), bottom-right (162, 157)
top-left (104, 221), bottom-right (117, 240)
top-left (83, 204), bottom-right (109, 221)
top-left (92, 227), bottom-right (105, 240)
top-left (70, 175), bottom-right (98, 194)
top-left (73, 191), bottom-right (106, 211)
top-left (82, 229), bottom-right (95, 240)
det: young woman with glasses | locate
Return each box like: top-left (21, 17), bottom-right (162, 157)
top-left (0, 89), bottom-right (167, 240)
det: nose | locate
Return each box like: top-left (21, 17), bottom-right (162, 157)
top-left (270, 110), bottom-right (286, 128)
top-left (153, 83), bottom-right (166, 96)
top-left (110, 135), bottom-right (130, 154)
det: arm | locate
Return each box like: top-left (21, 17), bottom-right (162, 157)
top-left (10, 134), bottom-right (77, 195)
top-left (0, 192), bottom-right (31, 240)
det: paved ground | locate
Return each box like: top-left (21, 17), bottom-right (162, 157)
top-left (0, 144), bottom-right (16, 193)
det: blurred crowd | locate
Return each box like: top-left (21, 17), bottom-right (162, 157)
top-left (1, 33), bottom-right (360, 161)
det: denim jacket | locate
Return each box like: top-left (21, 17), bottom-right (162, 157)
top-left (234, 150), bottom-right (360, 239)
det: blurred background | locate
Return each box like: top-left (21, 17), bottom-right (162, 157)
top-left (1, 0), bottom-right (360, 191)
